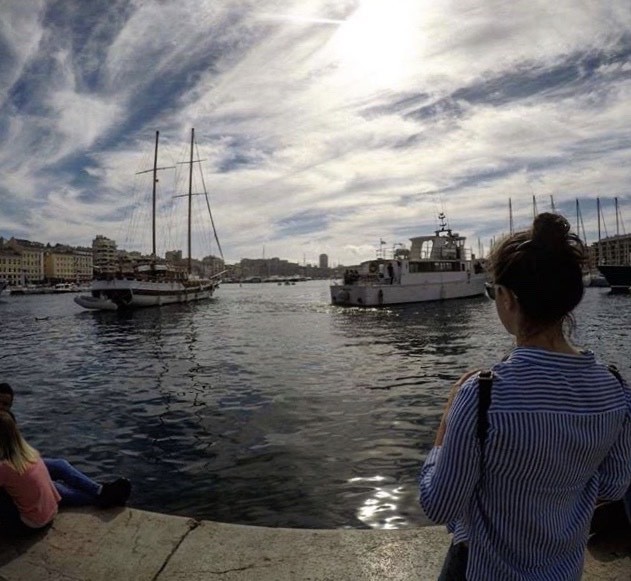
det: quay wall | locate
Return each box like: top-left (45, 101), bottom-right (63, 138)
top-left (0, 507), bottom-right (628, 580)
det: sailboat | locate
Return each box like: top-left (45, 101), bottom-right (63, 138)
top-left (75, 129), bottom-right (224, 311)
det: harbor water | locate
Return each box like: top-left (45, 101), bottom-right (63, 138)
top-left (0, 281), bottom-right (629, 529)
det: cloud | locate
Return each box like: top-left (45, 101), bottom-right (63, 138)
top-left (0, 0), bottom-right (630, 265)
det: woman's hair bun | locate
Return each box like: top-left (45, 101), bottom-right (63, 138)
top-left (531, 212), bottom-right (570, 248)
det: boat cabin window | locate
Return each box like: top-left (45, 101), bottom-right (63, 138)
top-left (419, 241), bottom-right (433, 260)
top-left (409, 261), bottom-right (461, 273)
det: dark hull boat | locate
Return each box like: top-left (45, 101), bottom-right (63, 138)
top-left (597, 265), bottom-right (631, 292)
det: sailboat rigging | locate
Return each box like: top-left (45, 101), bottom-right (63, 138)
top-left (75, 129), bottom-right (224, 310)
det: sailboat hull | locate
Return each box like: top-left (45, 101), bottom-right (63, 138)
top-left (74, 278), bottom-right (218, 310)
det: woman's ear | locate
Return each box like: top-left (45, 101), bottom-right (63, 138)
top-left (497, 285), bottom-right (519, 312)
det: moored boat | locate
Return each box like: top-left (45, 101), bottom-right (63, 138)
top-left (75, 129), bottom-right (224, 311)
top-left (330, 214), bottom-right (486, 307)
top-left (597, 265), bottom-right (631, 293)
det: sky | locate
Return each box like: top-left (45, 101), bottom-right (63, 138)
top-left (1, 0), bottom-right (630, 266)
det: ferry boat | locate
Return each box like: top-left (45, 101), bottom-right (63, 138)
top-left (330, 214), bottom-right (486, 307)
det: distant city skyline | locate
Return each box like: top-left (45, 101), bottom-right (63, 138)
top-left (0, 231), bottom-right (340, 268)
top-left (1, 1), bottom-right (630, 265)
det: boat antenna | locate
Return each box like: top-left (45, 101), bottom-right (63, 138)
top-left (436, 212), bottom-right (450, 235)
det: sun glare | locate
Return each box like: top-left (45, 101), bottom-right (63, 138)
top-left (330, 0), bottom-right (421, 90)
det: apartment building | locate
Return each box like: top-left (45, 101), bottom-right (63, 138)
top-left (44, 245), bottom-right (93, 283)
top-left (591, 233), bottom-right (631, 266)
top-left (0, 246), bottom-right (23, 286)
top-left (5, 238), bottom-right (45, 283)
top-left (93, 235), bottom-right (118, 274)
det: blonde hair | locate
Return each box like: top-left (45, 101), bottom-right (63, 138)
top-left (0, 411), bottom-right (39, 473)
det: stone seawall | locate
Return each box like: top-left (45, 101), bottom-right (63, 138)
top-left (0, 508), bottom-right (628, 580)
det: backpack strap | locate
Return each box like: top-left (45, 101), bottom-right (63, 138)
top-left (477, 370), bottom-right (493, 483)
top-left (608, 364), bottom-right (623, 385)
top-left (477, 370), bottom-right (493, 446)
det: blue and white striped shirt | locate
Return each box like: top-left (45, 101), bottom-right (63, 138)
top-left (419, 347), bottom-right (631, 580)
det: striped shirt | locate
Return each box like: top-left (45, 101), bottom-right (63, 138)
top-left (419, 347), bottom-right (631, 580)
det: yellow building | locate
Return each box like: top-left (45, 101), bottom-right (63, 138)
top-left (6, 238), bottom-right (45, 284)
top-left (44, 246), bottom-right (93, 283)
top-left (0, 247), bottom-right (22, 286)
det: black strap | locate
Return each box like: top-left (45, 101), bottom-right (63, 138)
top-left (477, 370), bottom-right (493, 483)
top-left (477, 370), bottom-right (493, 446)
top-left (608, 364), bottom-right (623, 385)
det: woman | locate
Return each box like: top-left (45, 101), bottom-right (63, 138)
top-left (419, 213), bottom-right (631, 580)
top-left (0, 383), bottom-right (131, 510)
top-left (0, 410), bottom-right (60, 535)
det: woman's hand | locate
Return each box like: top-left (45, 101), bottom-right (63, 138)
top-left (434, 369), bottom-right (481, 446)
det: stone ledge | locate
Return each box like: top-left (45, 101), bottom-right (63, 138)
top-left (0, 508), bottom-right (628, 580)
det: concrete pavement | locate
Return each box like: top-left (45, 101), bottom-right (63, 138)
top-left (0, 508), bottom-right (628, 580)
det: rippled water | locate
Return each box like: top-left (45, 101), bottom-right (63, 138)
top-left (0, 282), bottom-right (629, 529)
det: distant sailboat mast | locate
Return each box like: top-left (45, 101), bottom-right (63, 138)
top-left (188, 128), bottom-right (195, 275)
top-left (575, 199), bottom-right (588, 243)
top-left (135, 130), bottom-right (175, 263)
top-left (615, 196), bottom-right (620, 236)
top-left (152, 131), bottom-right (159, 259)
top-left (532, 195), bottom-right (538, 218)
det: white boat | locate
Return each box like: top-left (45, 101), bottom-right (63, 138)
top-left (54, 283), bottom-right (81, 293)
top-left (330, 214), bottom-right (486, 307)
top-left (75, 129), bottom-right (224, 311)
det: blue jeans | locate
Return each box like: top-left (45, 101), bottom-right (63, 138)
top-left (44, 458), bottom-right (101, 507)
top-left (624, 485), bottom-right (631, 523)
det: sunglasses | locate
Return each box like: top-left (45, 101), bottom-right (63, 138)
top-left (484, 282), bottom-right (496, 300)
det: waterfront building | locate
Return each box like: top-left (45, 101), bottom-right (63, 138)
top-left (6, 238), bottom-right (45, 284)
top-left (0, 247), bottom-right (23, 286)
top-left (319, 254), bottom-right (328, 269)
top-left (201, 254), bottom-right (225, 277)
top-left (44, 245), bottom-right (93, 283)
top-left (93, 235), bottom-right (118, 275)
top-left (591, 233), bottom-right (631, 266)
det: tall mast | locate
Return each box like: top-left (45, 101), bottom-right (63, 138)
top-left (188, 128), bottom-right (194, 275)
top-left (576, 199), bottom-right (579, 233)
top-left (550, 195), bottom-right (555, 212)
top-left (509, 198), bottom-right (514, 235)
top-left (532, 194), bottom-right (538, 218)
top-left (615, 196), bottom-right (620, 236)
top-left (597, 197), bottom-right (602, 266)
top-left (152, 131), bottom-right (159, 259)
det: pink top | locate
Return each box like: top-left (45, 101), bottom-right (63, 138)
top-left (0, 457), bottom-right (60, 527)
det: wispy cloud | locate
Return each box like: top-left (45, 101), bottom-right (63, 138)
top-left (1, 0), bottom-right (631, 264)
